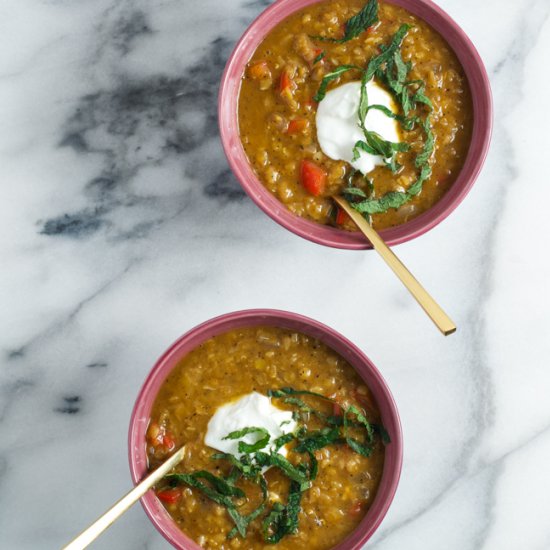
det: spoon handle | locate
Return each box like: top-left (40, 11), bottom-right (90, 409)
top-left (62, 445), bottom-right (186, 550)
top-left (334, 197), bottom-right (456, 336)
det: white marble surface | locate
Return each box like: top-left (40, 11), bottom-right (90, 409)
top-left (1, 0), bottom-right (549, 548)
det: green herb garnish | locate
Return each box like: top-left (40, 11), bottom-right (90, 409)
top-left (294, 427), bottom-right (341, 453)
top-left (224, 426), bottom-right (271, 453)
top-left (227, 476), bottom-right (268, 539)
top-left (268, 387), bottom-right (335, 402)
top-left (160, 386), bottom-right (389, 544)
top-left (311, 0), bottom-right (379, 43)
top-left (313, 64), bottom-right (363, 102)
top-left (313, 22), bottom-right (435, 218)
top-left (313, 51), bottom-right (325, 64)
top-left (166, 472), bottom-right (249, 537)
top-left (255, 451), bottom-right (311, 490)
top-left (343, 404), bottom-right (376, 457)
top-left (262, 481), bottom-right (302, 543)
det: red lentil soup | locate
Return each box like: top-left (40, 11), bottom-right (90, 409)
top-left (147, 327), bottom-right (386, 549)
top-left (238, 0), bottom-right (473, 231)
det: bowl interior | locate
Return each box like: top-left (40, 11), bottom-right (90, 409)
top-left (129, 310), bottom-right (403, 550)
top-left (218, 0), bottom-right (492, 249)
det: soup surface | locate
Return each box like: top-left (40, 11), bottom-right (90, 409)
top-left (148, 327), bottom-right (387, 549)
top-left (238, 0), bottom-right (473, 230)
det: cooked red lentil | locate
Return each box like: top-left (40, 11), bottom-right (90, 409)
top-left (238, 0), bottom-right (473, 230)
top-left (148, 327), bottom-right (386, 549)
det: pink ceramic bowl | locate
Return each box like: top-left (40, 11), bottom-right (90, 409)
top-left (129, 309), bottom-right (403, 549)
top-left (219, 0), bottom-right (492, 249)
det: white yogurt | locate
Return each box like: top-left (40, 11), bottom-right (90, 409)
top-left (316, 80), bottom-right (401, 175)
top-left (204, 392), bottom-right (296, 457)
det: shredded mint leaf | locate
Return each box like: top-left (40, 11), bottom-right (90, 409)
top-left (238, 437), bottom-right (270, 453)
top-left (282, 396), bottom-right (310, 409)
top-left (295, 427), bottom-right (341, 453)
top-left (282, 396), bottom-right (340, 425)
top-left (166, 473), bottom-right (248, 537)
top-left (343, 186), bottom-right (368, 198)
top-left (269, 387), bottom-right (335, 402)
top-left (307, 451), bottom-right (318, 480)
top-left (415, 115), bottom-right (434, 167)
top-left (412, 88), bottom-right (433, 109)
top-left (313, 65), bottom-right (362, 102)
top-left (342, 23), bottom-right (436, 217)
top-left (255, 451), bottom-right (310, 488)
top-left (343, 406), bottom-right (373, 457)
top-left (262, 481), bottom-right (303, 543)
top-left (365, 24), bottom-right (410, 81)
top-left (228, 476), bottom-right (268, 539)
top-left (262, 502), bottom-right (286, 543)
top-left (394, 50), bottom-right (408, 84)
top-left (166, 471), bottom-right (244, 498)
top-left (349, 190), bottom-right (410, 214)
top-left (223, 426), bottom-right (271, 453)
top-left (352, 140), bottom-right (377, 160)
top-left (211, 452), bottom-right (261, 480)
top-left (223, 426), bottom-right (269, 441)
top-left (310, 0), bottom-right (378, 44)
top-left (164, 387), bottom-right (390, 544)
top-left (358, 64), bottom-right (370, 126)
top-left (347, 405), bottom-right (375, 442)
top-left (313, 51), bottom-right (325, 64)
top-left (193, 471), bottom-right (246, 498)
top-left (273, 432), bottom-right (295, 452)
top-left (407, 162), bottom-right (432, 196)
top-left (366, 104), bottom-right (415, 130)
top-left (341, 0), bottom-right (379, 43)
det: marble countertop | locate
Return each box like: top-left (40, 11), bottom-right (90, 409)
top-left (1, 0), bottom-right (549, 548)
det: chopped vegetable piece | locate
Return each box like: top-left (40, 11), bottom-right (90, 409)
top-left (157, 488), bottom-right (182, 504)
top-left (279, 70), bottom-right (294, 93)
top-left (147, 422), bottom-right (162, 445)
top-left (287, 118), bottom-right (308, 134)
top-left (162, 433), bottom-right (176, 451)
top-left (300, 160), bottom-right (327, 196)
top-left (335, 207), bottom-right (351, 226)
top-left (248, 60), bottom-right (271, 80)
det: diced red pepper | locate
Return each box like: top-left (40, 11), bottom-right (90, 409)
top-left (157, 488), bottom-right (182, 505)
top-left (162, 433), bottom-right (176, 451)
top-left (147, 421), bottom-right (176, 452)
top-left (336, 207), bottom-right (351, 225)
top-left (248, 60), bottom-right (271, 80)
top-left (300, 160), bottom-right (327, 196)
top-left (147, 422), bottom-right (163, 447)
top-left (287, 118), bottom-right (308, 134)
top-left (279, 69), bottom-right (294, 93)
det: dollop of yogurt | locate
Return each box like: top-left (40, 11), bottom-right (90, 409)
top-left (205, 392), bottom-right (296, 457)
top-left (316, 80), bottom-right (400, 175)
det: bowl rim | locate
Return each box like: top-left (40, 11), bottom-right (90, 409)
top-left (128, 309), bottom-right (403, 550)
top-left (218, 0), bottom-right (493, 250)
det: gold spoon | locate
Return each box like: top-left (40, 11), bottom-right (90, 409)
top-left (62, 445), bottom-right (186, 550)
top-left (334, 196), bottom-right (456, 336)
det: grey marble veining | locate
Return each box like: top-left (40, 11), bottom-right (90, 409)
top-left (0, 0), bottom-right (549, 549)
